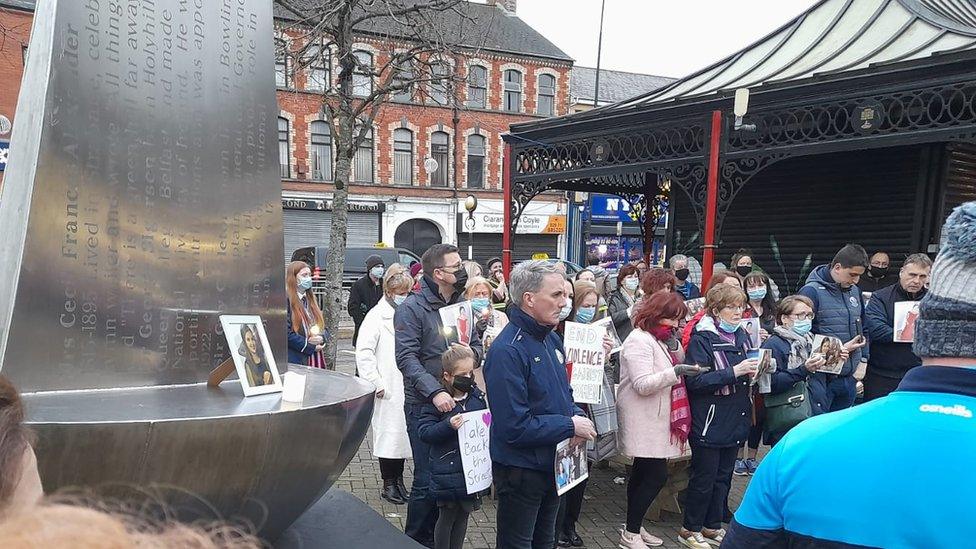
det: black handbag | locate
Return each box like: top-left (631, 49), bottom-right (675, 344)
top-left (764, 381), bottom-right (812, 434)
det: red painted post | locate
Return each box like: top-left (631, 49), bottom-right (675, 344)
top-left (502, 142), bottom-right (513, 279)
top-left (702, 111), bottom-right (723, 288)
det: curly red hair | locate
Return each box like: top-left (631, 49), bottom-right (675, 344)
top-left (640, 268), bottom-right (677, 296)
top-left (632, 291), bottom-right (688, 333)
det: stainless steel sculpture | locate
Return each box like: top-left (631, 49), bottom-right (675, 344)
top-left (0, 0), bottom-right (372, 539)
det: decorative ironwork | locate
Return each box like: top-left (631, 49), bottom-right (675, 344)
top-left (510, 179), bottom-right (555, 233)
top-left (728, 80), bottom-right (976, 153)
top-left (513, 119), bottom-right (708, 179)
top-left (716, 153), bottom-right (794, 235)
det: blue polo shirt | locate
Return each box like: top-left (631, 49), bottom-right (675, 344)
top-left (725, 365), bottom-right (976, 548)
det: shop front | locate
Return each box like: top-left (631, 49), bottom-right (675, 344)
top-left (456, 205), bottom-right (565, 267)
top-left (282, 196), bottom-right (384, 262)
top-left (586, 193), bottom-right (667, 269)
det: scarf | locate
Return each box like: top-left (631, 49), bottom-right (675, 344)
top-left (300, 295), bottom-right (327, 369)
top-left (773, 325), bottom-right (813, 370)
top-left (652, 328), bottom-right (691, 447)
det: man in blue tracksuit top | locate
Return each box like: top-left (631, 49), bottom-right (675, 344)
top-left (724, 202), bottom-right (976, 549)
top-left (797, 244), bottom-right (869, 411)
top-left (484, 260), bottom-right (595, 549)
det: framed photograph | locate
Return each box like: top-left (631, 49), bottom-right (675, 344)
top-left (812, 334), bottom-right (845, 375)
top-left (219, 315), bottom-right (283, 397)
top-left (438, 302), bottom-right (474, 346)
top-left (742, 318), bottom-right (761, 349)
top-left (747, 348), bottom-right (773, 384)
top-left (894, 301), bottom-right (921, 343)
top-left (555, 437), bottom-right (589, 496)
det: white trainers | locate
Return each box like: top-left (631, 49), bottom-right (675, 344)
top-left (618, 529), bottom-right (649, 549)
top-left (702, 527), bottom-right (726, 547)
top-left (639, 527), bottom-right (664, 547)
top-left (677, 529), bottom-right (712, 549)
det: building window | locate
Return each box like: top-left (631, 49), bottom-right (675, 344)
top-left (275, 35), bottom-right (289, 88)
top-left (310, 120), bottom-right (332, 181)
top-left (537, 73), bottom-right (555, 116)
top-left (352, 50), bottom-right (373, 97)
top-left (392, 60), bottom-right (413, 102)
top-left (393, 128), bottom-right (414, 185)
top-left (431, 131), bottom-right (449, 187)
top-left (503, 69), bottom-right (522, 113)
top-left (429, 62), bottom-right (451, 106)
top-left (467, 134), bottom-right (485, 189)
top-left (306, 43), bottom-right (329, 92)
top-left (278, 117), bottom-right (290, 178)
top-left (466, 65), bottom-right (486, 109)
top-left (352, 126), bottom-right (374, 183)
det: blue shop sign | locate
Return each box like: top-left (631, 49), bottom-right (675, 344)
top-left (0, 140), bottom-right (8, 172)
top-left (589, 194), bottom-right (636, 223)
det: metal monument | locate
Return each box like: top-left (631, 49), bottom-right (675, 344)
top-left (0, 0), bottom-right (372, 538)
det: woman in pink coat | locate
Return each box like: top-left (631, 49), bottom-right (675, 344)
top-left (616, 291), bottom-right (703, 549)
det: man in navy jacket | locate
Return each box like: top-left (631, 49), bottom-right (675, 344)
top-left (863, 253), bottom-right (931, 400)
top-left (395, 243), bottom-right (483, 547)
top-left (724, 201), bottom-right (976, 548)
top-left (484, 260), bottom-right (595, 549)
top-left (797, 244), bottom-right (869, 411)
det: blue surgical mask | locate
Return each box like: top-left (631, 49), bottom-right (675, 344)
top-left (471, 297), bottom-right (490, 313)
top-left (575, 307), bottom-right (596, 324)
top-left (370, 266), bottom-right (385, 279)
top-left (748, 288), bottom-right (767, 301)
top-left (624, 277), bottom-right (639, 291)
top-left (792, 319), bottom-right (812, 336)
top-left (393, 294), bottom-right (407, 306)
top-left (719, 319), bottom-right (741, 333)
top-left (297, 276), bottom-right (313, 292)
top-left (558, 303), bottom-right (573, 321)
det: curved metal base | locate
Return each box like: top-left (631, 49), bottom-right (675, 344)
top-left (24, 366), bottom-right (374, 540)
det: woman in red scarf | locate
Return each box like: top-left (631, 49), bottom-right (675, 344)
top-left (615, 291), bottom-right (703, 548)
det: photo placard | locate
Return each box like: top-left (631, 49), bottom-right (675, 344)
top-left (812, 335), bottom-right (845, 375)
top-left (894, 301), bottom-right (920, 343)
top-left (555, 437), bottom-right (589, 496)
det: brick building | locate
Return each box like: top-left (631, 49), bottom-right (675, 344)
top-left (0, 1), bottom-right (33, 177)
top-left (0, 0), bottom-right (573, 264)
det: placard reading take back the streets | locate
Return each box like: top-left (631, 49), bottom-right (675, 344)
top-left (563, 321), bottom-right (605, 404)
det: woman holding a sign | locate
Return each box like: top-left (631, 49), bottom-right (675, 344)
top-left (356, 265), bottom-right (414, 505)
top-left (417, 345), bottom-right (487, 549)
top-left (617, 291), bottom-right (702, 549)
top-left (680, 285), bottom-right (759, 549)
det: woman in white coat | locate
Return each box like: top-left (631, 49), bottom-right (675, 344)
top-left (356, 264), bottom-right (413, 505)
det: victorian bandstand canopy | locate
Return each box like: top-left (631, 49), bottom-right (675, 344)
top-left (502, 0), bottom-right (976, 285)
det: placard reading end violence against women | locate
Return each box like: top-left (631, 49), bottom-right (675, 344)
top-left (563, 321), bottom-right (606, 404)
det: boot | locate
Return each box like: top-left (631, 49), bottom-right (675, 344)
top-left (395, 476), bottom-right (411, 501)
top-left (381, 479), bottom-right (405, 504)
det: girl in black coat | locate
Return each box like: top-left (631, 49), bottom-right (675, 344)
top-left (417, 344), bottom-right (487, 549)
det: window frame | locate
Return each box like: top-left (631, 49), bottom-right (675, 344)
top-left (393, 128), bottom-right (414, 185)
top-left (278, 117), bottom-right (291, 179)
top-left (466, 134), bottom-right (486, 189)
top-left (392, 59), bottom-right (414, 103)
top-left (352, 125), bottom-right (374, 184)
top-left (466, 65), bottom-right (487, 109)
top-left (305, 43), bottom-right (330, 93)
top-left (537, 73), bottom-right (556, 116)
top-left (503, 69), bottom-right (522, 113)
top-left (430, 131), bottom-right (450, 188)
top-left (429, 61), bottom-right (451, 106)
top-left (352, 50), bottom-right (374, 97)
top-left (309, 120), bottom-right (333, 181)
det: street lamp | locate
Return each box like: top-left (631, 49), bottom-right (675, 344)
top-left (463, 194), bottom-right (478, 261)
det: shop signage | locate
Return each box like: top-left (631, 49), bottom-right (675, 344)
top-left (590, 194), bottom-right (637, 223)
top-left (459, 213), bottom-right (566, 234)
top-left (281, 198), bottom-right (384, 213)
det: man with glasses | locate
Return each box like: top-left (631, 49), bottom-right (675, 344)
top-left (863, 253), bottom-right (933, 400)
top-left (395, 243), bottom-right (483, 547)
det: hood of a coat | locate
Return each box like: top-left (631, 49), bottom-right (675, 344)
top-left (805, 264), bottom-right (846, 292)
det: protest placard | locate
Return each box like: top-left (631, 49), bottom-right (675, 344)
top-left (593, 317), bottom-right (623, 354)
top-left (894, 301), bottom-right (920, 343)
top-left (457, 410), bottom-right (492, 495)
top-left (812, 335), bottom-right (845, 374)
top-left (742, 318), bottom-right (761, 349)
top-left (439, 302), bottom-right (474, 346)
top-left (563, 321), bottom-right (605, 404)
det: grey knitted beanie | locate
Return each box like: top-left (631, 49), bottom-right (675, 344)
top-left (914, 201), bottom-right (976, 358)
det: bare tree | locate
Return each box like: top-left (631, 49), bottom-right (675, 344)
top-left (274, 0), bottom-right (495, 367)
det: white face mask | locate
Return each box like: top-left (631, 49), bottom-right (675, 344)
top-left (623, 277), bottom-right (639, 291)
top-left (558, 303), bottom-right (573, 321)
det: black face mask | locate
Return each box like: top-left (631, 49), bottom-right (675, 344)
top-left (451, 267), bottom-right (469, 293)
top-left (675, 268), bottom-right (690, 281)
top-left (452, 374), bottom-right (474, 393)
top-left (870, 266), bottom-right (888, 278)
top-left (736, 265), bottom-right (753, 278)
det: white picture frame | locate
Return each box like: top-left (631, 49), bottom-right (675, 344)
top-left (219, 315), bottom-right (283, 397)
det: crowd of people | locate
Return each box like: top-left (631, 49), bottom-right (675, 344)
top-left (280, 211), bottom-right (976, 549)
top-left (280, 213), bottom-right (976, 549)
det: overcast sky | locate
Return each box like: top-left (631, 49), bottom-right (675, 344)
top-left (512, 0), bottom-right (820, 78)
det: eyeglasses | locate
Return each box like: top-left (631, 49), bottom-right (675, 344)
top-left (788, 313), bottom-right (815, 320)
top-left (441, 262), bottom-right (463, 272)
top-left (721, 305), bottom-right (746, 312)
